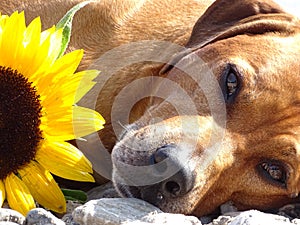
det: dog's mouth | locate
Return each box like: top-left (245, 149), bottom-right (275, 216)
top-left (117, 185), bottom-right (174, 209)
top-left (114, 183), bottom-right (142, 199)
top-left (113, 174), bottom-right (195, 208)
top-left (114, 182), bottom-right (163, 206)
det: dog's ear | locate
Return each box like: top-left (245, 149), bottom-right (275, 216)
top-left (186, 0), bottom-right (286, 47)
top-left (160, 0), bottom-right (296, 74)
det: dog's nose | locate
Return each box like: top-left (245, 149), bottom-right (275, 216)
top-left (141, 144), bottom-right (195, 204)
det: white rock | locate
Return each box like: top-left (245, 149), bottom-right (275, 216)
top-left (0, 222), bottom-right (20, 225)
top-left (72, 198), bottom-right (201, 225)
top-left (25, 208), bottom-right (65, 225)
top-left (228, 210), bottom-right (292, 225)
top-left (137, 212), bottom-right (202, 225)
top-left (0, 208), bottom-right (25, 224)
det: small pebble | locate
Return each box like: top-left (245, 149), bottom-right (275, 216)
top-left (25, 208), bottom-right (65, 225)
top-left (61, 213), bottom-right (80, 225)
top-left (0, 208), bottom-right (25, 225)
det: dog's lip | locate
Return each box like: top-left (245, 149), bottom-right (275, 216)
top-left (115, 183), bottom-right (167, 207)
top-left (115, 182), bottom-right (142, 198)
top-left (115, 182), bottom-right (162, 200)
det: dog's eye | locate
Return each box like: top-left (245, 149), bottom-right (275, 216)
top-left (259, 162), bottom-right (287, 186)
top-left (221, 64), bottom-right (241, 103)
top-left (226, 72), bottom-right (238, 96)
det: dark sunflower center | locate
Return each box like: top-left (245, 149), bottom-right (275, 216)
top-left (0, 66), bottom-right (42, 179)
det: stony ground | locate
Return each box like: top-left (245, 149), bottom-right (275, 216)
top-left (1, 183), bottom-right (300, 225)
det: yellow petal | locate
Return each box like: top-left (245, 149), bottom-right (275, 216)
top-left (40, 26), bottom-right (56, 44)
top-left (74, 70), bottom-right (99, 103)
top-left (43, 106), bottom-right (105, 140)
top-left (30, 28), bottom-right (63, 81)
top-left (18, 161), bottom-right (66, 213)
top-left (40, 69), bottom-right (98, 109)
top-left (51, 49), bottom-right (84, 82)
top-left (4, 173), bottom-right (35, 216)
top-left (0, 12), bottom-right (26, 67)
top-left (36, 49), bottom-right (83, 92)
top-left (0, 180), bottom-right (5, 206)
top-left (36, 140), bottom-right (95, 182)
top-left (0, 14), bottom-right (11, 54)
top-left (14, 16), bottom-right (41, 77)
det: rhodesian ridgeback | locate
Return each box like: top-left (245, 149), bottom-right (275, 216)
top-left (2, 0), bottom-right (300, 217)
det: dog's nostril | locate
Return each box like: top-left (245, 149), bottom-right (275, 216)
top-left (165, 181), bottom-right (181, 196)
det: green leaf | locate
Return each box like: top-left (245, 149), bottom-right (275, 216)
top-left (61, 188), bottom-right (88, 203)
top-left (56, 0), bottom-right (92, 58)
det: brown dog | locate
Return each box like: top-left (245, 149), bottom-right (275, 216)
top-left (2, 0), bottom-right (300, 217)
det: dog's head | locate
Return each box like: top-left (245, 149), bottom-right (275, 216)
top-left (111, 0), bottom-right (300, 216)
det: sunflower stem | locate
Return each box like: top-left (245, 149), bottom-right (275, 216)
top-left (56, 1), bottom-right (94, 58)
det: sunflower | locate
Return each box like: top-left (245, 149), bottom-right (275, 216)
top-left (0, 11), bottom-right (105, 215)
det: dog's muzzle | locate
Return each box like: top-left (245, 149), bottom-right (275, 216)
top-left (113, 143), bottom-right (195, 206)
